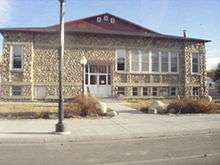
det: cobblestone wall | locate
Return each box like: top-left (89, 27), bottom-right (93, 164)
top-left (0, 32), bottom-right (207, 99)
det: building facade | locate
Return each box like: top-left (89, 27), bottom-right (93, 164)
top-left (0, 13), bottom-right (210, 100)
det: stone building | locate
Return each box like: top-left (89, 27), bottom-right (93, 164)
top-left (0, 13), bottom-right (210, 100)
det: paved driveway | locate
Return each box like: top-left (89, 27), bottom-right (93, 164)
top-left (0, 99), bottom-right (220, 143)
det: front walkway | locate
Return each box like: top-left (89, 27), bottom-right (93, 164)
top-left (0, 99), bottom-right (220, 143)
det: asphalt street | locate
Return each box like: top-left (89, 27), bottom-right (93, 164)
top-left (0, 132), bottom-right (219, 165)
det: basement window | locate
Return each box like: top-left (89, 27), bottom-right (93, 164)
top-left (143, 87), bottom-right (149, 96)
top-left (170, 87), bottom-right (177, 96)
top-left (192, 87), bottom-right (199, 96)
top-left (132, 87), bottom-right (138, 96)
top-left (117, 87), bottom-right (125, 95)
top-left (152, 87), bottom-right (158, 96)
top-left (12, 86), bottom-right (22, 96)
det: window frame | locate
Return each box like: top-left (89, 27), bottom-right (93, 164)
top-left (170, 52), bottom-right (179, 73)
top-left (170, 87), bottom-right (177, 96)
top-left (192, 53), bottom-right (200, 74)
top-left (115, 49), bottom-right (127, 72)
top-left (10, 44), bottom-right (24, 71)
top-left (192, 87), bottom-right (199, 96)
top-left (151, 51), bottom-right (160, 73)
top-left (117, 87), bottom-right (125, 95)
top-left (142, 87), bottom-right (149, 96)
top-left (152, 87), bottom-right (158, 96)
top-left (161, 51), bottom-right (169, 73)
top-left (132, 87), bottom-right (138, 96)
top-left (11, 86), bottom-right (23, 96)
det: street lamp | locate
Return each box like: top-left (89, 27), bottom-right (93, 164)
top-left (80, 56), bottom-right (87, 95)
top-left (55, 0), bottom-right (70, 134)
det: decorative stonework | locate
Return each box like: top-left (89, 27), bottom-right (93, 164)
top-left (0, 32), bottom-right (207, 99)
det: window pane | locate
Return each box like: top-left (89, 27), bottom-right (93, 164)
top-left (89, 65), bottom-right (96, 73)
top-left (192, 54), bottom-right (199, 73)
top-left (85, 74), bottom-right (88, 85)
top-left (151, 52), bottom-right (159, 72)
top-left (98, 65), bottom-right (107, 73)
top-left (13, 46), bottom-right (22, 56)
top-left (170, 87), bottom-right (176, 96)
top-left (90, 75), bottom-right (97, 85)
top-left (160, 87), bottom-right (168, 96)
top-left (132, 87), bottom-right (138, 96)
top-left (117, 87), bottom-right (125, 95)
top-left (13, 60), bottom-right (22, 69)
top-left (99, 75), bottom-right (106, 85)
top-left (117, 57), bottom-right (125, 71)
top-left (141, 51), bottom-right (149, 72)
top-left (193, 87), bottom-right (199, 96)
top-left (143, 87), bottom-right (148, 96)
top-left (108, 75), bottom-right (111, 85)
top-left (171, 53), bottom-right (177, 72)
top-left (131, 50), bottom-right (139, 71)
top-left (152, 87), bottom-right (158, 96)
top-left (116, 49), bottom-right (126, 71)
top-left (12, 45), bottom-right (22, 69)
top-left (161, 52), bottom-right (169, 72)
top-left (12, 86), bottom-right (22, 96)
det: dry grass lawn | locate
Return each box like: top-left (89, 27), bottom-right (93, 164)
top-left (0, 102), bottom-right (58, 113)
top-left (126, 98), bottom-right (220, 113)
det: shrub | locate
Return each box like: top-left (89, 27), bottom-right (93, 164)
top-left (167, 98), bottom-right (215, 114)
top-left (64, 95), bottom-right (102, 117)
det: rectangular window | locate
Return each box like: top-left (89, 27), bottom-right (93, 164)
top-left (152, 87), bottom-right (158, 96)
top-left (12, 86), bottom-right (22, 96)
top-left (192, 53), bottom-right (199, 73)
top-left (131, 50), bottom-right (139, 72)
top-left (151, 51), bottom-right (159, 72)
top-left (117, 87), bottom-right (125, 95)
top-left (192, 87), bottom-right (199, 96)
top-left (160, 87), bottom-right (168, 97)
top-left (11, 45), bottom-right (22, 69)
top-left (116, 49), bottom-right (126, 71)
top-left (132, 87), bottom-right (138, 96)
top-left (171, 53), bottom-right (178, 72)
top-left (170, 87), bottom-right (177, 96)
top-left (161, 52), bottom-right (169, 72)
top-left (141, 50), bottom-right (149, 72)
top-left (143, 87), bottom-right (148, 96)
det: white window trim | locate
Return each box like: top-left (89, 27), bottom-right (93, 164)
top-left (191, 53), bottom-right (200, 75)
top-left (125, 49), bottom-right (180, 74)
top-left (169, 52), bottom-right (179, 74)
top-left (10, 44), bottom-right (24, 71)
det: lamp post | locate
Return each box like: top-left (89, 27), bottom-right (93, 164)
top-left (80, 56), bottom-right (87, 95)
top-left (55, 0), bottom-right (69, 134)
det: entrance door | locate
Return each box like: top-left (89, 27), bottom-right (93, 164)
top-left (86, 64), bottom-right (111, 97)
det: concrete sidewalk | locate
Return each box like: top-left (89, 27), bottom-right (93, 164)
top-left (0, 100), bottom-right (220, 143)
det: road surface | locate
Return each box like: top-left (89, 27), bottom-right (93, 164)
top-left (0, 132), bottom-right (220, 165)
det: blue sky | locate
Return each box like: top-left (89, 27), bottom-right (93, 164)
top-left (0, 0), bottom-right (219, 70)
